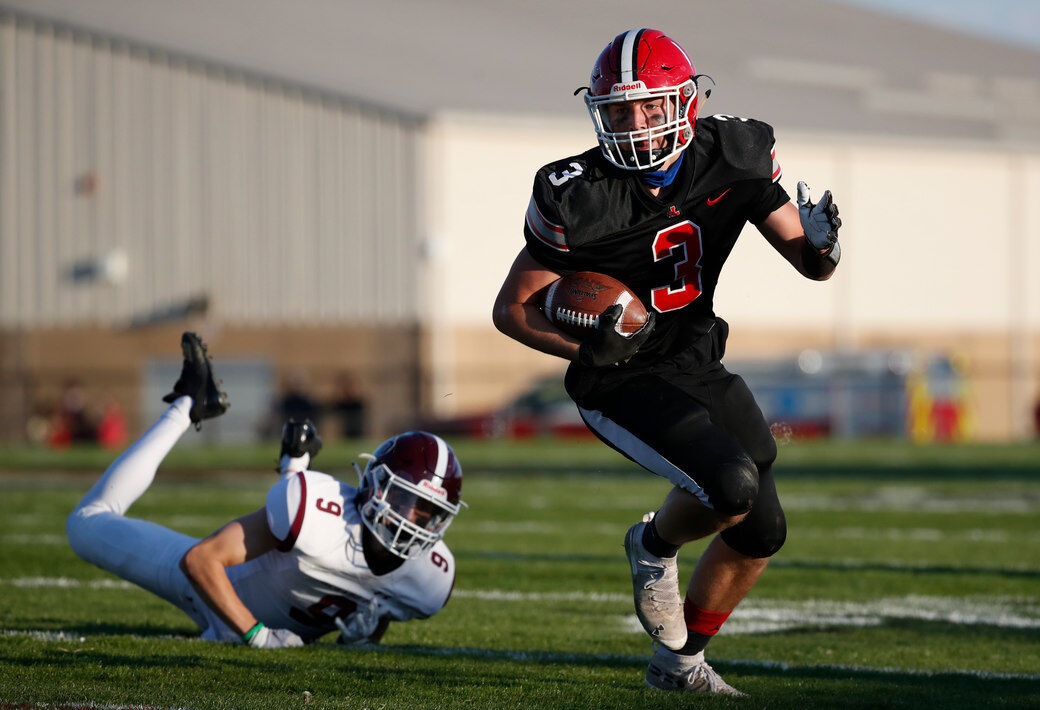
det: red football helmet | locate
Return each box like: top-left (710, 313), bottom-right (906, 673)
top-left (356, 431), bottom-right (466, 559)
top-left (583, 29), bottom-right (700, 171)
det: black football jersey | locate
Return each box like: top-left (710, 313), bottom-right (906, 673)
top-left (524, 115), bottom-right (790, 365)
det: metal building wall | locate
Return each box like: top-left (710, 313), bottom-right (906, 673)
top-left (0, 13), bottom-right (422, 327)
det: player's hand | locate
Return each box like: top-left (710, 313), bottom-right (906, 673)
top-left (334, 596), bottom-right (385, 645)
top-left (577, 305), bottom-right (656, 367)
top-left (245, 624), bottom-right (304, 648)
top-left (797, 181), bottom-right (841, 252)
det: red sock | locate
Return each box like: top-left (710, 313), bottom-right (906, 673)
top-left (684, 598), bottom-right (731, 636)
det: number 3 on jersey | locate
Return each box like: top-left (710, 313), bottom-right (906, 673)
top-left (650, 220), bottom-right (704, 312)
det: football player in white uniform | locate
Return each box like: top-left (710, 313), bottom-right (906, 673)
top-left (67, 332), bottom-right (465, 648)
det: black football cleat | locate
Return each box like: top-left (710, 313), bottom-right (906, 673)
top-left (162, 331), bottom-right (230, 428)
top-left (279, 419), bottom-right (323, 462)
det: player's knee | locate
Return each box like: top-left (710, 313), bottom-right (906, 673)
top-left (724, 517), bottom-right (787, 558)
top-left (708, 456), bottom-right (759, 516)
top-left (720, 505), bottom-right (787, 558)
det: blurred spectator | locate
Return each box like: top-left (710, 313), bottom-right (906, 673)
top-left (260, 370), bottom-right (321, 438)
top-left (47, 380), bottom-right (97, 448)
top-left (330, 372), bottom-right (367, 438)
top-left (278, 371), bottom-right (321, 422)
top-left (96, 394), bottom-right (128, 449)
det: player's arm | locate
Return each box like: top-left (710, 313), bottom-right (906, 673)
top-left (757, 183), bottom-right (841, 281)
top-left (492, 248), bottom-right (582, 361)
top-left (180, 508), bottom-right (300, 647)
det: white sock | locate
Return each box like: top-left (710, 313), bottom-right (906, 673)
top-left (279, 453), bottom-right (310, 476)
top-left (74, 397), bottom-right (193, 517)
top-left (654, 646), bottom-right (704, 669)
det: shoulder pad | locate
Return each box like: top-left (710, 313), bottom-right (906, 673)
top-left (265, 470), bottom-right (346, 553)
top-left (526, 147), bottom-right (635, 259)
top-left (525, 150), bottom-right (599, 254)
top-left (696, 115), bottom-right (779, 183)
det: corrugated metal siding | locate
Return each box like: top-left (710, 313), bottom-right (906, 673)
top-left (0, 14), bottom-right (422, 326)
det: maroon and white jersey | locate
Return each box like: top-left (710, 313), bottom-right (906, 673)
top-left (214, 470), bottom-right (455, 643)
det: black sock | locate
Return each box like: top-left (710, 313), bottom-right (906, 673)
top-left (641, 518), bottom-right (679, 558)
top-left (677, 632), bottom-right (712, 656)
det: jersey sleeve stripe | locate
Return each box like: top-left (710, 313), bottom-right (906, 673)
top-left (771, 148), bottom-right (782, 183)
top-left (525, 196), bottom-right (569, 252)
top-left (277, 471), bottom-right (308, 552)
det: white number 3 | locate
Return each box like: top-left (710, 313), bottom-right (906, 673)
top-left (549, 162), bottom-right (583, 186)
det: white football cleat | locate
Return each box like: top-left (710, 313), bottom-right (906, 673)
top-left (624, 512), bottom-right (687, 650)
top-left (645, 647), bottom-right (746, 696)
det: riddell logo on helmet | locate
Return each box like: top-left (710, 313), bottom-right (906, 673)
top-left (420, 479), bottom-right (447, 498)
top-left (611, 81), bottom-right (647, 93)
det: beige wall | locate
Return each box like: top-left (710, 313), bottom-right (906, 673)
top-left (422, 113), bottom-right (1040, 439)
top-left (0, 324), bottom-right (422, 441)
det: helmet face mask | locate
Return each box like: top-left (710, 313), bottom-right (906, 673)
top-left (360, 463), bottom-right (460, 559)
top-left (583, 29), bottom-right (699, 171)
top-left (356, 431), bottom-right (464, 560)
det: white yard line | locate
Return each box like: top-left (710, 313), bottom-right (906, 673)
top-left (461, 522), bottom-right (1039, 543)
top-left (9, 578), bottom-right (1035, 632)
top-left (1, 534), bottom-right (67, 545)
top-left (4, 577), bottom-right (135, 590)
top-left (781, 494), bottom-right (1037, 514)
top-left (793, 527), bottom-right (1039, 543)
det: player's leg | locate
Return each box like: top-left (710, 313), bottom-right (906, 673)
top-left (574, 371), bottom-right (757, 651)
top-left (653, 484), bottom-right (746, 544)
top-left (70, 396), bottom-right (192, 521)
top-left (66, 332), bottom-right (229, 627)
top-left (572, 368), bottom-right (772, 693)
top-left (66, 397), bottom-right (203, 608)
top-left (659, 370), bottom-right (785, 688)
top-left (646, 497), bottom-right (776, 696)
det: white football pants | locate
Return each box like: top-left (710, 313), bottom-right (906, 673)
top-left (66, 396), bottom-right (216, 633)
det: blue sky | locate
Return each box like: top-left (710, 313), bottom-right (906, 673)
top-left (835, 0), bottom-right (1040, 51)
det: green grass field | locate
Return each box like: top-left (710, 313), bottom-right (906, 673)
top-left (1, 439), bottom-right (1038, 709)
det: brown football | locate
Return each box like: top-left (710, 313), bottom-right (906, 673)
top-left (542, 271), bottom-right (648, 339)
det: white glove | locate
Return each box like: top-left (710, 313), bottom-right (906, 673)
top-left (335, 596), bottom-right (386, 645)
top-left (245, 624), bottom-right (304, 648)
top-left (797, 181), bottom-right (841, 251)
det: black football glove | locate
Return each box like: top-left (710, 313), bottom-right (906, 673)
top-left (277, 419), bottom-right (322, 473)
top-left (577, 304), bottom-right (656, 367)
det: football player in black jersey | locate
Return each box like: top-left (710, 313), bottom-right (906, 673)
top-left (493, 29), bottom-right (841, 695)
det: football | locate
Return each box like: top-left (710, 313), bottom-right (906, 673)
top-left (541, 271), bottom-right (648, 339)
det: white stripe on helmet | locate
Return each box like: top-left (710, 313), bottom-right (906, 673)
top-left (619, 29), bottom-right (640, 83)
top-left (431, 433), bottom-right (449, 485)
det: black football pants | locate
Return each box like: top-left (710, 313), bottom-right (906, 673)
top-left (568, 363), bottom-right (786, 558)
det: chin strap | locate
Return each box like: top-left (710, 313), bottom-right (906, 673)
top-left (641, 151), bottom-right (684, 188)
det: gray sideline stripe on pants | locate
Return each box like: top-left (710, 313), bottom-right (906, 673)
top-left (577, 405), bottom-right (713, 508)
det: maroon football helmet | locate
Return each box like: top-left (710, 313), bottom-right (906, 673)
top-left (584, 29), bottom-right (700, 170)
top-left (357, 431), bottom-right (465, 559)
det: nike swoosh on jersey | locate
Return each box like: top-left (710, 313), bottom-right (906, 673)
top-left (706, 188), bottom-right (732, 206)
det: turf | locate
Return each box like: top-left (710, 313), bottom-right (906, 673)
top-left (1, 439), bottom-right (1038, 709)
